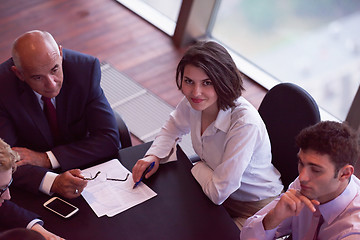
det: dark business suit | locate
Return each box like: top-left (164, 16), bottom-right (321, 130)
top-left (0, 49), bottom-right (120, 192)
top-left (0, 201), bottom-right (41, 232)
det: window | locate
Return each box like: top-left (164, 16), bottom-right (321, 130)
top-left (116, 0), bottom-right (181, 36)
top-left (141, 0), bottom-right (181, 22)
top-left (211, 0), bottom-right (360, 120)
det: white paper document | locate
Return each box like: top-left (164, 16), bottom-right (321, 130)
top-left (81, 159), bottom-right (157, 217)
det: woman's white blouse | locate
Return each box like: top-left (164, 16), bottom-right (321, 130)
top-left (146, 97), bottom-right (283, 204)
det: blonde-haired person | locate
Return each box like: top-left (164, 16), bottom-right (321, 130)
top-left (0, 138), bottom-right (64, 240)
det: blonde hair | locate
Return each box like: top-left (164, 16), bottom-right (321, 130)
top-left (0, 139), bottom-right (19, 173)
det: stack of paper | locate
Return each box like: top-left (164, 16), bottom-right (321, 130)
top-left (81, 159), bottom-right (157, 217)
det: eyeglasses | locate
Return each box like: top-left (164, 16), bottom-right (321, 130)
top-left (0, 178), bottom-right (13, 197)
top-left (83, 171), bottom-right (129, 182)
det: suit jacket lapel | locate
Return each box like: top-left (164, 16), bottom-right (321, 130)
top-left (18, 81), bottom-right (54, 146)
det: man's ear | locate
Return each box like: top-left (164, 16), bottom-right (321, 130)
top-left (338, 165), bottom-right (354, 181)
top-left (58, 44), bottom-right (63, 58)
top-left (11, 66), bottom-right (24, 81)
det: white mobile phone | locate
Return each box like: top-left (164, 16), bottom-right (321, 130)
top-left (43, 197), bottom-right (79, 218)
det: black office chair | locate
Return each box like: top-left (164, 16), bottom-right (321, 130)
top-left (258, 83), bottom-right (320, 190)
top-left (113, 111), bottom-right (132, 148)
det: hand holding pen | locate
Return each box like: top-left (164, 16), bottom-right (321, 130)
top-left (133, 161), bottom-right (155, 188)
top-left (132, 155), bottom-right (160, 188)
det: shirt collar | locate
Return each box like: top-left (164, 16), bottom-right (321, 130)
top-left (33, 90), bottom-right (42, 103)
top-left (185, 99), bottom-right (232, 133)
top-left (319, 175), bottom-right (358, 224)
top-left (213, 107), bottom-right (232, 133)
top-left (33, 91), bottom-right (56, 109)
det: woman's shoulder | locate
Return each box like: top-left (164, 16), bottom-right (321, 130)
top-left (232, 97), bottom-right (260, 117)
top-left (230, 97), bottom-right (265, 126)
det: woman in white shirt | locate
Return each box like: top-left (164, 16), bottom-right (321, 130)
top-left (132, 41), bottom-right (283, 228)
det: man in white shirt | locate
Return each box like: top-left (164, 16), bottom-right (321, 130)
top-left (241, 121), bottom-right (360, 240)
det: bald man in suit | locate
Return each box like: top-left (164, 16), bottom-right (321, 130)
top-left (0, 30), bottom-right (120, 198)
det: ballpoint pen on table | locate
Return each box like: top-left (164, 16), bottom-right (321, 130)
top-left (133, 161), bottom-right (155, 189)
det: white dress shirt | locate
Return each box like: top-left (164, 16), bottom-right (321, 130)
top-left (241, 176), bottom-right (360, 240)
top-left (27, 219), bottom-right (44, 230)
top-left (146, 97), bottom-right (283, 204)
top-left (34, 91), bottom-right (60, 195)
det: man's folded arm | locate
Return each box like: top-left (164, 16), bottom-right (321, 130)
top-left (12, 164), bottom-right (49, 193)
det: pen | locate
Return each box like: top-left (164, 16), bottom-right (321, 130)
top-left (133, 161), bottom-right (155, 189)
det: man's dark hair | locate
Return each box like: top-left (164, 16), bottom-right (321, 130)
top-left (296, 121), bottom-right (360, 175)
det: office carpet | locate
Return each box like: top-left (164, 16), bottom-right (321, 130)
top-left (100, 62), bottom-right (195, 157)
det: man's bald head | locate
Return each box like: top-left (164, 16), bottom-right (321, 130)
top-left (10, 30), bottom-right (64, 98)
top-left (11, 30), bottom-right (60, 71)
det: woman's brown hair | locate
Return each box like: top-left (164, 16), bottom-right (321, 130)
top-left (176, 41), bottom-right (245, 110)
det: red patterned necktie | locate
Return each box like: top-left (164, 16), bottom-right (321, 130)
top-left (41, 96), bottom-right (59, 142)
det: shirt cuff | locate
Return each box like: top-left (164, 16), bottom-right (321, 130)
top-left (242, 215), bottom-right (277, 240)
top-left (161, 145), bottom-right (178, 163)
top-left (257, 215), bottom-right (279, 240)
top-left (191, 161), bottom-right (213, 187)
top-left (46, 151), bottom-right (60, 169)
top-left (39, 172), bottom-right (58, 195)
top-left (146, 143), bottom-right (178, 164)
top-left (264, 228), bottom-right (278, 240)
top-left (27, 219), bottom-right (44, 229)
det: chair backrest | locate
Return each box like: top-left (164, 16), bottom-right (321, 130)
top-left (258, 83), bottom-right (321, 190)
top-left (114, 111), bottom-right (132, 148)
